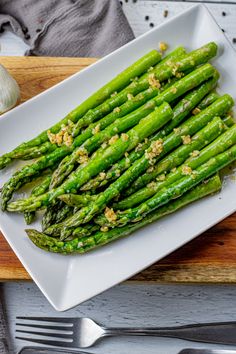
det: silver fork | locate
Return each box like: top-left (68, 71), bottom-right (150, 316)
top-left (15, 317), bottom-right (236, 349)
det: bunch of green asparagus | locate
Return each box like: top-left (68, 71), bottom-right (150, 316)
top-left (1, 42), bottom-right (236, 254)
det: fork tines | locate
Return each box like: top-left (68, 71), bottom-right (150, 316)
top-left (15, 316), bottom-right (75, 347)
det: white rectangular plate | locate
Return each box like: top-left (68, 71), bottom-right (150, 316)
top-left (0, 4), bottom-right (236, 311)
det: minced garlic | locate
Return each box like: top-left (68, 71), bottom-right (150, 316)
top-left (135, 143), bottom-right (143, 152)
top-left (76, 147), bottom-right (89, 164)
top-left (127, 93), bottom-right (134, 100)
top-left (145, 139), bottom-right (163, 164)
top-left (92, 124), bottom-right (100, 135)
top-left (109, 134), bottom-right (119, 145)
top-left (191, 150), bottom-right (200, 157)
top-left (170, 87), bottom-right (177, 94)
top-left (192, 107), bottom-right (201, 115)
top-left (181, 135), bottom-right (191, 145)
top-left (159, 41), bottom-right (168, 52)
top-left (101, 142), bottom-right (108, 149)
top-left (99, 172), bottom-right (106, 180)
top-left (174, 127), bottom-right (181, 134)
top-left (100, 226), bottom-right (109, 232)
top-left (47, 127), bottom-right (73, 147)
top-left (158, 174), bottom-right (166, 181)
top-left (104, 207), bottom-right (117, 223)
top-left (121, 133), bottom-right (129, 142)
top-left (147, 166), bottom-right (154, 173)
top-left (148, 73), bottom-right (161, 89)
top-left (113, 107), bottom-right (121, 113)
top-left (147, 181), bottom-right (156, 189)
top-left (63, 131), bottom-right (73, 147)
top-left (182, 165), bottom-right (192, 175)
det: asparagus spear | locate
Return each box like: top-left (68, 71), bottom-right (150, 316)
top-left (71, 47), bottom-right (187, 137)
top-left (2, 50), bottom-right (186, 166)
top-left (41, 200), bottom-right (74, 231)
top-left (26, 174), bottom-right (222, 254)
top-left (24, 175), bottom-right (52, 225)
top-left (96, 144), bottom-right (236, 228)
top-left (0, 42), bottom-right (217, 170)
top-left (81, 74), bottom-right (219, 192)
top-left (65, 95), bottom-right (233, 227)
top-left (6, 102), bottom-right (173, 212)
top-left (71, 42), bottom-right (217, 138)
top-left (124, 115), bottom-right (225, 196)
top-left (115, 120), bottom-right (236, 210)
top-left (50, 64), bottom-right (217, 188)
top-left (125, 96), bottom-right (234, 196)
top-left (196, 91), bottom-right (220, 110)
top-left (0, 50), bottom-right (162, 169)
top-left (54, 95), bottom-right (233, 231)
top-left (223, 114), bottom-right (235, 127)
top-left (59, 115), bottom-right (225, 213)
top-left (1, 64), bottom-right (215, 210)
top-left (58, 194), bottom-right (96, 207)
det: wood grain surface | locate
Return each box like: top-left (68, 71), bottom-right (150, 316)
top-left (0, 56), bottom-right (236, 283)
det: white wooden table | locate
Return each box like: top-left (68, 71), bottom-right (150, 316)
top-left (1, 2), bottom-right (236, 353)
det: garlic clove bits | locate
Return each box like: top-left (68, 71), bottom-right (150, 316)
top-left (0, 64), bottom-right (21, 114)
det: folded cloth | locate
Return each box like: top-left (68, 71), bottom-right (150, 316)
top-left (0, 286), bottom-right (9, 354)
top-left (0, 0), bottom-right (134, 57)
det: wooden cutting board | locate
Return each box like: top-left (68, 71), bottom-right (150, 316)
top-left (1, 56), bottom-right (236, 283)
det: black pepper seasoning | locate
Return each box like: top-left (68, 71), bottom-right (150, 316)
top-left (163, 10), bottom-right (168, 18)
top-left (145, 15), bottom-right (149, 21)
top-left (149, 23), bottom-right (154, 28)
top-left (222, 11), bottom-right (226, 16)
top-left (22, 26), bottom-right (28, 34)
top-left (233, 38), bottom-right (236, 44)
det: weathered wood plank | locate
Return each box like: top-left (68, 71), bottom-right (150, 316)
top-left (122, 0), bottom-right (236, 46)
top-left (0, 56), bottom-right (236, 283)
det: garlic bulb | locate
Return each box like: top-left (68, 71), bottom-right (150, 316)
top-left (0, 64), bottom-right (20, 114)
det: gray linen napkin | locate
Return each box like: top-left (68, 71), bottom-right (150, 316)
top-left (0, 285), bottom-right (9, 354)
top-left (0, 0), bottom-right (134, 57)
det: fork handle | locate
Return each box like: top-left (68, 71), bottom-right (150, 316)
top-left (104, 322), bottom-right (236, 345)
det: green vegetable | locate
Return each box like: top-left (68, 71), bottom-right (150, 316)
top-left (0, 50), bottom-right (162, 169)
top-left (196, 91), bottom-right (220, 110)
top-left (124, 94), bottom-right (234, 196)
top-left (223, 114), bottom-right (235, 127)
top-left (51, 64), bottom-right (217, 188)
top-left (81, 73), bottom-right (219, 192)
top-left (55, 95), bottom-right (233, 231)
top-left (24, 175), bottom-right (52, 225)
top-left (6, 102), bottom-right (173, 212)
top-left (26, 174), bottom-right (222, 254)
top-left (71, 47), bottom-right (187, 137)
top-left (124, 116), bottom-right (225, 197)
top-left (72, 42), bottom-right (218, 138)
top-left (58, 194), bottom-right (96, 207)
top-left (96, 144), bottom-right (236, 228)
top-left (115, 117), bottom-right (234, 210)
